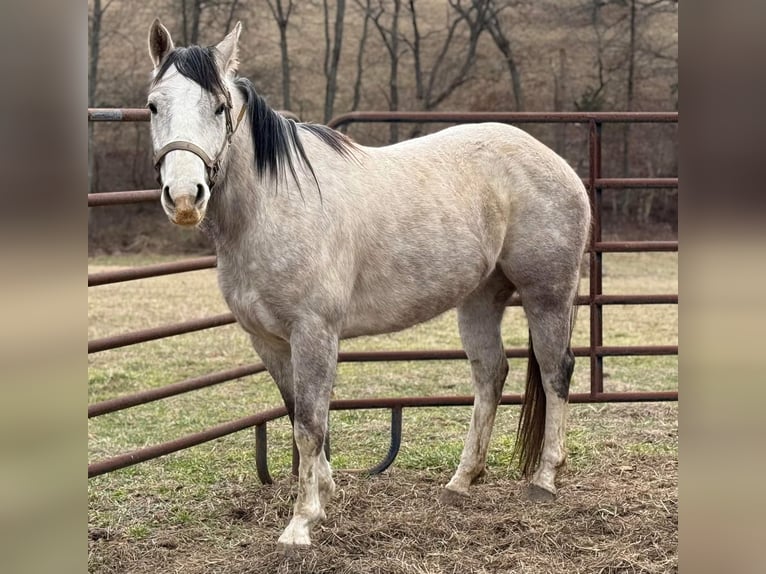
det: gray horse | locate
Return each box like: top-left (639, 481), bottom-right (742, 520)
top-left (146, 20), bottom-right (590, 547)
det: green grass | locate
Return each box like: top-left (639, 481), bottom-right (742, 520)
top-left (88, 251), bottom-right (677, 556)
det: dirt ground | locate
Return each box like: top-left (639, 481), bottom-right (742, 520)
top-left (89, 448), bottom-right (677, 574)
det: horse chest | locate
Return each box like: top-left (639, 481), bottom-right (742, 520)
top-left (218, 270), bottom-right (290, 341)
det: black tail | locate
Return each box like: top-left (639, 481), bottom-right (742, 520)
top-left (514, 302), bottom-right (578, 477)
top-left (513, 334), bottom-right (546, 477)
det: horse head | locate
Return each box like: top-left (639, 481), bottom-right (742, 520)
top-left (146, 19), bottom-right (242, 227)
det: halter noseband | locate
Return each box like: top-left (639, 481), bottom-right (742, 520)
top-left (153, 88), bottom-right (246, 189)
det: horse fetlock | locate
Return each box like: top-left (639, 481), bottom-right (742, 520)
top-left (318, 477), bottom-right (336, 506)
top-left (471, 465), bottom-right (488, 484)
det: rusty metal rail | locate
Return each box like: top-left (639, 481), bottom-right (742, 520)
top-left (88, 363), bottom-right (267, 418)
top-left (88, 109), bottom-right (678, 481)
top-left (327, 111), bottom-right (678, 129)
top-left (88, 345), bottom-right (677, 420)
top-left (86, 178), bottom-right (677, 208)
top-left (88, 255), bottom-right (216, 286)
top-left (88, 313), bottom-right (236, 353)
top-left (90, 390), bottom-right (677, 479)
top-left (88, 108), bottom-right (300, 124)
top-left (88, 189), bottom-right (160, 206)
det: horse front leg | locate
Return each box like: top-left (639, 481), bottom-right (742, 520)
top-left (277, 319), bottom-right (338, 548)
top-left (249, 334), bottom-right (294, 422)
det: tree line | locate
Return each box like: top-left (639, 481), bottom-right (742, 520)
top-left (88, 0), bottom-right (677, 252)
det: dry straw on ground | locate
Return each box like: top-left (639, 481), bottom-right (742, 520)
top-left (89, 418), bottom-right (677, 574)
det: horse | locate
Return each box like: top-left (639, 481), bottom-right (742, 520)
top-left (146, 19), bottom-right (591, 548)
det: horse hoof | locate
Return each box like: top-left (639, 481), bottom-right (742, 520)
top-left (439, 487), bottom-right (469, 507)
top-left (277, 523), bottom-right (312, 550)
top-left (278, 542), bottom-right (311, 557)
top-left (525, 483), bottom-right (556, 502)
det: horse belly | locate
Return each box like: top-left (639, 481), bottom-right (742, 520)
top-left (341, 249), bottom-right (490, 338)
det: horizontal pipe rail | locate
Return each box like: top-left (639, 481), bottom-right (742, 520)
top-left (88, 313), bottom-right (236, 353)
top-left (88, 108), bottom-right (150, 121)
top-left (88, 363), bottom-right (267, 418)
top-left (88, 189), bottom-right (160, 206)
top-left (594, 178), bottom-right (677, 189)
top-left (88, 390), bottom-right (677, 478)
top-left (86, 259), bottom-right (676, 298)
top-left (595, 241), bottom-right (677, 252)
top-left (88, 109), bottom-right (678, 126)
top-left (499, 294), bottom-right (678, 306)
top-left (87, 177), bottom-right (677, 208)
top-left (88, 309), bottom-right (676, 356)
top-left (335, 346), bottom-right (676, 364)
top-left (88, 256), bottom-right (217, 286)
top-left (85, 332), bottom-right (674, 366)
top-left (327, 111), bottom-right (678, 130)
top-left (88, 405), bottom-right (288, 477)
top-left (87, 343), bottom-right (676, 417)
top-left (592, 294), bottom-right (677, 305)
top-left (328, 392), bottom-right (678, 411)
top-left (88, 108), bottom-right (300, 122)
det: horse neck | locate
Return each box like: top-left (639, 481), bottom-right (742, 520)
top-left (205, 101), bottom-right (264, 248)
top-left (204, 93), bottom-right (327, 251)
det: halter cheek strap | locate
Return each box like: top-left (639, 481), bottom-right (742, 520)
top-left (153, 89), bottom-right (247, 189)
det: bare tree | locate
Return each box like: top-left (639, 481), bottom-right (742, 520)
top-left (575, 0), bottom-right (676, 220)
top-left (323, 0), bottom-right (347, 123)
top-left (351, 0), bottom-right (373, 113)
top-left (574, 0), bottom-right (615, 112)
top-left (484, 0), bottom-right (524, 111)
top-left (622, 0), bottom-right (677, 178)
top-left (266, 0), bottom-right (295, 110)
top-left (621, 0), bottom-right (637, 178)
top-left (552, 48), bottom-right (567, 154)
top-left (89, 0), bottom-right (115, 195)
top-left (407, 0), bottom-right (492, 113)
top-left (364, 0), bottom-right (404, 143)
top-left (180, 1), bottom-right (243, 45)
top-left (223, 0), bottom-right (241, 33)
top-left (181, 0), bottom-right (203, 45)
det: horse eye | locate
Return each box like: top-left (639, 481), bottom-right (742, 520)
top-left (215, 103), bottom-right (226, 116)
top-left (147, 102), bottom-right (158, 115)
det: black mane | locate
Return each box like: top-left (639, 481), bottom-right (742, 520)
top-left (153, 46), bottom-right (228, 98)
top-left (152, 46), bottom-right (357, 190)
top-left (234, 77), bottom-right (357, 189)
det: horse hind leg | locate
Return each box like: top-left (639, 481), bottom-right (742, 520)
top-left (516, 286), bottom-right (578, 501)
top-left (442, 271), bottom-right (512, 502)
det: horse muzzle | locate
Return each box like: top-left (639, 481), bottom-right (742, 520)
top-left (162, 184), bottom-right (209, 227)
top-left (169, 195), bottom-right (205, 226)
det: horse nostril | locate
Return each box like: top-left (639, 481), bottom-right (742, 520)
top-left (162, 185), bottom-right (174, 207)
top-left (195, 184), bottom-right (205, 205)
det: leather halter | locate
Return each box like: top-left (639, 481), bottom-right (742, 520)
top-left (153, 88), bottom-right (247, 189)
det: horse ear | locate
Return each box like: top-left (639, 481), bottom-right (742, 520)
top-left (148, 18), bottom-right (175, 69)
top-left (214, 21), bottom-right (242, 77)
